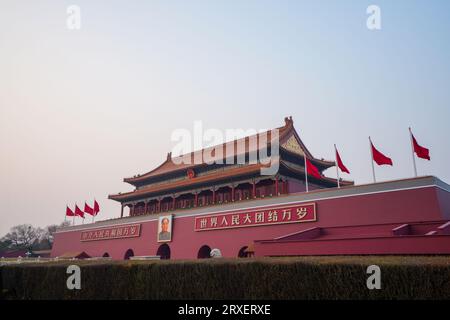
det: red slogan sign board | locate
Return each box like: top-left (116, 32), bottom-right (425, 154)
top-left (81, 223), bottom-right (141, 242)
top-left (194, 203), bottom-right (316, 231)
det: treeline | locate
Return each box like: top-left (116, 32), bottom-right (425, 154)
top-left (0, 222), bottom-right (70, 254)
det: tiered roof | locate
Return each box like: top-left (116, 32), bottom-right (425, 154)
top-left (109, 117), bottom-right (352, 202)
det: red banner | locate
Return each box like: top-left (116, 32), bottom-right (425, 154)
top-left (194, 203), bottom-right (316, 231)
top-left (80, 223), bottom-right (141, 242)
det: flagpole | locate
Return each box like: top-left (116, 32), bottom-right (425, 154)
top-left (92, 202), bottom-right (95, 223)
top-left (369, 137), bottom-right (376, 183)
top-left (64, 204), bottom-right (67, 223)
top-left (304, 156), bottom-right (309, 193)
top-left (409, 127), bottom-right (418, 177)
top-left (82, 200), bottom-right (85, 224)
top-left (334, 144), bottom-right (340, 188)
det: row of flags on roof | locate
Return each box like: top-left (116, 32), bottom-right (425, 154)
top-left (304, 128), bottom-right (430, 189)
top-left (66, 200), bottom-right (100, 224)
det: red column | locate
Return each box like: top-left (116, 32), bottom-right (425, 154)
top-left (212, 189), bottom-right (216, 204)
top-left (144, 202), bottom-right (148, 215)
top-left (172, 197), bottom-right (176, 210)
top-left (194, 193), bottom-right (198, 207)
top-left (157, 199), bottom-right (161, 212)
top-left (275, 178), bottom-right (279, 196)
top-left (130, 205), bottom-right (134, 216)
top-left (231, 186), bottom-right (235, 201)
top-left (252, 181), bottom-right (256, 198)
top-left (121, 205), bottom-right (124, 218)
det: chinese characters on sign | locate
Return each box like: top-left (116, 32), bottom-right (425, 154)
top-left (194, 203), bottom-right (316, 231)
top-left (80, 224), bottom-right (141, 242)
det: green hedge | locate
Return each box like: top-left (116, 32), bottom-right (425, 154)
top-left (1, 256), bottom-right (450, 300)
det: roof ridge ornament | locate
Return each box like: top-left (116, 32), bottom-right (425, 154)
top-left (284, 116), bottom-right (293, 126)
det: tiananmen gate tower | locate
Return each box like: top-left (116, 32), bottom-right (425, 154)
top-left (52, 117), bottom-right (450, 259)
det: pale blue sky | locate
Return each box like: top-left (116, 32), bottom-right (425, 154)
top-left (1, 1), bottom-right (449, 235)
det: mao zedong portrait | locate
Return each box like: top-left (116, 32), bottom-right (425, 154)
top-left (158, 217), bottom-right (172, 242)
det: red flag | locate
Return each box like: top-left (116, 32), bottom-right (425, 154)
top-left (335, 148), bottom-right (350, 174)
top-left (306, 157), bottom-right (322, 179)
top-left (94, 200), bottom-right (100, 216)
top-left (371, 142), bottom-right (393, 166)
top-left (66, 206), bottom-right (75, 217)
top-left (411, 133), bottom-right (430, 160)
top-left (84, 202), bottom-right (94, 216)
top-left (75, 204), bottom-right (85, 218)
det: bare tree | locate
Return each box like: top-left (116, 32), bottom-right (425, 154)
top-left (2, 224), bottom-right (43, 251)
top-left (1, 221), bottom-right (72, 251)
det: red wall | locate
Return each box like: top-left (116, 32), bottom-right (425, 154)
top-left (254, 235), bottom-right (450, 256)
top-left (51, 185), bottom-right (449, 260)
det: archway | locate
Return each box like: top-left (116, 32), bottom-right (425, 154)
top-left (156, 243), bottom-right (171, 260)
top-left (124, 249), bottom-right (134, 260)
top-left (197, 245), bottom-right (212, 259)
top-left (238, 246), bottom-right (249, 258)
top-left (102, 252), bottom-right (110, 258)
